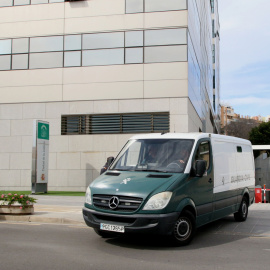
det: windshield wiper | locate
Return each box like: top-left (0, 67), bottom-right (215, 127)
top-left (135, 169), bottom-right (169, 173)
top-left (112, 168), bottom-right (133, 171)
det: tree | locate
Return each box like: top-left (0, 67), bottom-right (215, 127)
top-left (249, 121), bottom-right (270, 145)
top-left (221, 118), bottom-right (259, 140)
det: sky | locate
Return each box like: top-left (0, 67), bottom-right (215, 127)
top-left (218, 0), bottom-right (270, 118)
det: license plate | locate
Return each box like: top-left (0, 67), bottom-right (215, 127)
top-left (100, 223), bottom-right (125, 233)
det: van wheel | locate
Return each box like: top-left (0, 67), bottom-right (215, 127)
top-left (93, 228), bottom-right (117, 238)
top-left (171, 210), bottom-right (196, 246)
top-left (234, 197), bottom-right (248, 222)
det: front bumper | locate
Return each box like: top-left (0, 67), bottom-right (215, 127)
top-left (82, 207), bottom-right (179, 235)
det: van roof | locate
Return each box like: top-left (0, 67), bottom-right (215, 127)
top-left (130, 133), bottom-right (251, 145)
top-left (130, 133), bottom-right (207, 140)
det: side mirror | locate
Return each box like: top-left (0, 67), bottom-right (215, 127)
top-left (107, 156), bottom-right (114, 167)
top-left (100, 156), bottom-right (115, 175)
top-left (195, 160), bottom-right (207, 177)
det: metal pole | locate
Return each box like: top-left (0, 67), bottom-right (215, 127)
top-left (264, 184), bottom-right (266, 203)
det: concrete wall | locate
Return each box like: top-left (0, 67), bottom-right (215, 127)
top-left (0, 97), bottom-right (191, 191)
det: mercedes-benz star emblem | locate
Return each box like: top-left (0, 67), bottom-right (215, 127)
top-left (109, 196), bottom-right (119, 209)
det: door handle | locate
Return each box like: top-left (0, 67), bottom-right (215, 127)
top-left (208, 178), bottom-right (213, 183)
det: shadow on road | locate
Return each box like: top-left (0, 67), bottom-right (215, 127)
top-left (104, 215), bottom-right (250, 250)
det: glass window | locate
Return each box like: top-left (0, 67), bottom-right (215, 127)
top-left (212, 44), bottom-right (215, 63)
top-left (64, 35), bottom-right (81, 51)
top-left (145, 0), bottom-right (187, 12)
top-left (126, 0), bottom-right (144, 13)
top-left (14, 0), bottom-right (30, 5)
top-left (82, 48), bottom-right (124, 66)
top-left (125, 48), bottom-right (143, 64)
top-left (0, 0), bottom-right (13, 7)
top-left (31, 0), bottom-right (49, 4)
top-left (82, 32), bottom-right (124, 50)
top-left (29, 52), bottom-right (63, 69)
top-left (125, 31), bottom-right (143, 47)
top-left (194, 141), bottom-right (210, 169)
top-left (237, 146), bottom-right (242, 153)
top-left (112, 139), bottom-right (193, 173)
top-left (12, 38), bottom-right (29, 54)
top-left (0, 55), bottom-right (11, 71)
top-left (145, 28), bottom-right (187, 46)
top-left (211, 0), bottom-right (214, 13)
top-left (0, 40), bottom-right (12, 55)
top-left (64, 51), bottom-right (81, 67)
top-left (49, 0), bottom-right (64, 3)
top-left (12, 54), bottom-right (28, 70)
top-left (30, 36), bottom-right (63, 53)
top-left (144, 45), bottom-right (187, 63)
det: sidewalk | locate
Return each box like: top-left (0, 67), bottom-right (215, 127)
top-left (0, 195), bottom-right (270, 225)
top-left (0, 195), bottom-right (86, 225)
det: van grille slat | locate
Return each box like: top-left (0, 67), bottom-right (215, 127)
top-left (93, 194), bottom-right (143, 212)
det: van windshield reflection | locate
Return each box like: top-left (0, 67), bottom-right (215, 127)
top-left (110, 139), bottom-right (194, 173)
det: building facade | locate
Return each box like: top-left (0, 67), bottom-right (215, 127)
top-left (0, 0), bottom-right (220, 191)
top-left (220, 105), bottom-right (239, 129)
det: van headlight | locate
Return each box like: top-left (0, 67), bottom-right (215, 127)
top-left (85, 186), bottom-right (92, 205)
top-left (143, 192), bottom-right (172, 210)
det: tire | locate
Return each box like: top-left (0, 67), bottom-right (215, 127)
top-left (93, 228), bottom-right (118, 238)
top-left (234, 197), bottom-right (248, 222)
top-left (171, 210), bottom-right (196, 246)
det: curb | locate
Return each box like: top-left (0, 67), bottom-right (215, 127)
top-left (0, 214), bottom-right (85, 225)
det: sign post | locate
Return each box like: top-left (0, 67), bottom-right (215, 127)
top-left (32, 120), bottom-right (49, 194)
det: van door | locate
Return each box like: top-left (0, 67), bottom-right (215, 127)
top-left (187, 139), bottom-right (214, 226)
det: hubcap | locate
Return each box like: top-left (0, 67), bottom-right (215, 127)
top-left (175, 219), bottom-right (190, 239)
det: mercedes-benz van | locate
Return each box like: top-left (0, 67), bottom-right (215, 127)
top-left (83, 133), bottom-right (255, 245)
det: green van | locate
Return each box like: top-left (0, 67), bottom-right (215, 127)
top-left (83, 133), bottom-right (255, 245)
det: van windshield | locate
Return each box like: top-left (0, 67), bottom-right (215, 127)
top-left (110, 139), bottom-right (194, 173)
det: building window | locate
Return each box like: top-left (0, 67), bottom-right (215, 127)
top-left (212, 20), bottom-right (215, 38)
top-left (0, 0), bottom-right (13, 7)
top-left (212, 44), bottom-right (215, 64)
top-left (14, 0), bottom-right (30, 6)
top-left (0, 0), bottom-right (65, 7)
top-left (12, 38), bottom-right (29, 54)
top-left (30, 36), bottom-right (64, 53)
top-left (210, 0), bottom-right (214, 13)
top-left (144, 45), bottom-right (187, 63)
top-left (0, 28), bottom-right (187, 71)
top-left (144, 28), bottom-right (187, 46)
top-left (126, 0), bottom-right (187, 14)
top-left (213, 69), bottom-right (215, 89)
top-left (82, 48), bottom-right (124, 66)
top-left (61, 113), bottom-right (170, 135)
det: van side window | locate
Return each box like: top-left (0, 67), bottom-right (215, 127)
top-left (237, 146), bottom-right (242, 153)
top-left (194, 141), bottom-right (210, 169)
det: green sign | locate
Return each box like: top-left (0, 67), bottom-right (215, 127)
top-left (37, 122), bottom-right (49, 140)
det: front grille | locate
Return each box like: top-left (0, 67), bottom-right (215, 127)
top-left (93, 194), bottom-right (143, 212)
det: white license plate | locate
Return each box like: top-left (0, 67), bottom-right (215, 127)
top-left (100, 223), bottom-right (125, 233)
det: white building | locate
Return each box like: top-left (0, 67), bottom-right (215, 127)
top-left (0, 0), bottom-right (220, 191)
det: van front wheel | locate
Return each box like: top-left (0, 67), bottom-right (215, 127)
top-left (234, 197), bottom-right (248, 222)
top-left (171, 210), bottom-right (196, 246)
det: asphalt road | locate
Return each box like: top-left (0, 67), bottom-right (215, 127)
top-left (1, 213), bottom-right (270, 270)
